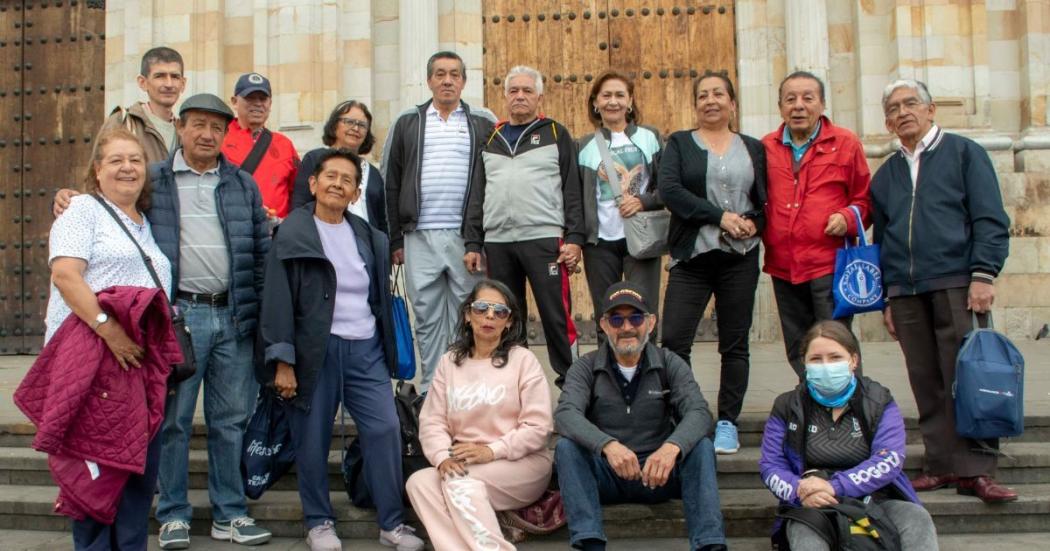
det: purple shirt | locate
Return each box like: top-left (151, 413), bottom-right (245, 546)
top-left (314, 216), bottom-right (376, 340)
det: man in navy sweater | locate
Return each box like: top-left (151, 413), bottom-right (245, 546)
top-left (870, 79), bottom-right (1015, 503)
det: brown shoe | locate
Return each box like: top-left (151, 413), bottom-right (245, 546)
top-left (957, 476), bottom-right (1019, 503)
top-left (910, 472), bottom-right (958, 491)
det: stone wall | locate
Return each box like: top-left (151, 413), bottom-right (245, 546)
top-left (102, 0), bottom-right (1050, 340)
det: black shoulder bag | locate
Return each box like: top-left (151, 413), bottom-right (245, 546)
top-left (239, 129), bottom-right (273, 175)
top-left (92, 194), bottom-right (197, 384)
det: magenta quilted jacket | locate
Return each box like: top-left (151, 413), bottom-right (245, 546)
top-left (14, 286), bottom-right (182, 523)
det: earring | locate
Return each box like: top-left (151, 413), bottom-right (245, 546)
top-left (627, 106), bottom-right (633, 114)
top-left (593, 106), bottom-right (600, 114)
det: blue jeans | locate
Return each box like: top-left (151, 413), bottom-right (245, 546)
top-left (156, 300), bottom-right (258, 524)
top-left (287, 334), bottom-right (404, 530)
top-left (555, 438), bottom-right (726, 549)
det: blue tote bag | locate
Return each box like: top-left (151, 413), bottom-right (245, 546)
top-left (832, 205), bottom-right (885, 318)
top-left (392, 265), bottom-right (416, 380)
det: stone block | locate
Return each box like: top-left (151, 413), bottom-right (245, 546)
top-left (372, 20), bottom-right (399, 46)
top-left (1002, 236), bottom-right (1040, 274)
top-left (996, 274), bottom-right (1050, 307)
top-left (999, 172), bottom-right (1028, 207)
top-left (1005, 307), bottom-right (1034, 339)
top-left (1015, 149), bottom-right (1050, 173)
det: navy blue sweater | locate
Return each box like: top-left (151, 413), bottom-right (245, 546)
top-left (870, 131), bottom-right (1009, 297)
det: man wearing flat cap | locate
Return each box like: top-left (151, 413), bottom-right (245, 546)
top-left (150, 93), bottom-right (273, 549)
top-left (222, 72), bottom-right (300, 222)
top-left (554, 281), bottom-right (727, 551)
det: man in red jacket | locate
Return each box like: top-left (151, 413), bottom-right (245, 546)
top-left (761, 71), bottom-right (871, 377)
top-left (222, 72), bottom-right (300, 221)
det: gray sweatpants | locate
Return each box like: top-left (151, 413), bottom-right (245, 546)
top-left (786, 499), bottom-right (938, 550)
top-left (404, 229), bottom-right (481, 392)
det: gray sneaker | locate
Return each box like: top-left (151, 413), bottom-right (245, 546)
top-left (306, 520), bottom-right (342, 551)
top-left (211, 516), bottom-right (272, 546)
top-left (379, 523), bottom-right (425, 551)
top-left (158, 520), bottom-right (191, 550)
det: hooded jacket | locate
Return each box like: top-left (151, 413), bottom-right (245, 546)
top-left (761, 116), bottom-right (872, 284)
top-left (100, 102), bottom-right (178, 166)
top-left (258, 203), bottom-right (396, 411)
top-left (464, 116), bottom-right (585, 251)
top-left (759, 377), bottom-right (919, 535)
top-left (381, 99), bottom-right (496, 252)
top-left (14, 286), bottom-right (182, 523)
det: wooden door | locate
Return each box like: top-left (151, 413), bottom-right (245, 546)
top-left (482, 0), bottom-right (737, 344)
top-left (0, 0), bottom-right (105, 354)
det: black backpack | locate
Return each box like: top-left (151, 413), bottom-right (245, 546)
top-left (342, 380), bottom-right (429, 508)
top-left (776, 497), bottom-right (903, 551)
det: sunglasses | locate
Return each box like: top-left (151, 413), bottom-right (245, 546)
top-left (604, 312), bottom-right (647, 329)
top-left (470, 300), bottom-right (512, 319)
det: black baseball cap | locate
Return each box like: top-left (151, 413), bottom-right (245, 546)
top-left (235, 72), bottom-right (271, 97)
top-left (602, 281), bottom-right (651, 315)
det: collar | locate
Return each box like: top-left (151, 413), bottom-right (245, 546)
top-left (899, 124), bottom-right (941, 157)
top-left (781, 119), bottom-right (822, 147)
top-left (173, 149), bottom-right (220, 176)
top-left (426, 101), bottom-right (464, 117)
top-left (142, 101), bottom-right (176, 123)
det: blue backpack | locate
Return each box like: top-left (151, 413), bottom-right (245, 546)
top-left (954, 312), bottom-right (1025, 440)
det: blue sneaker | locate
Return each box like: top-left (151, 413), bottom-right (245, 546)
top-left (713, 420), bottom-right (739, 454)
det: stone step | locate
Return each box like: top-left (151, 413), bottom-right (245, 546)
top-left (8, 531), bottom-right (1050, 551)
top-left (3, 442), bottom-right (1049, 490)
top-left (4, 415), bottom-right (1048, 449)
top-left (0, 483), bottom-right (1048, 538)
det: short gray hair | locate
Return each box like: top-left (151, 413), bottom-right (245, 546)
top-left (881, 79), bottom-right (933, 113)
top-left (504, 65), bottom-right (544, 95)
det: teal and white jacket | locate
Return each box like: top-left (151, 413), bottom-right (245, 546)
top-left (576, 124), bottom-right (664, 245)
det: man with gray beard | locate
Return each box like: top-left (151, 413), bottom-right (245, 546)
top-left (553, 282), bottom-right (726, 551)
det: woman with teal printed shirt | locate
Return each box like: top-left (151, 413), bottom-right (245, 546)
top-left (577, 71), bottom-right (665, 329)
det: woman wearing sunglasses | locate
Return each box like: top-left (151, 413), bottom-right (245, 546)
top-left (406, 279), bottom-right (554, 551)
top-left (291, 99), bottom-right (388, 233)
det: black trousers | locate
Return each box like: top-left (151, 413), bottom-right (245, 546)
top-left (583, 238), bottom-right (662, 341)
top-left (771, 274), bottom-right (854, 378)
top-left (661, 248), bottom-right (760, 423)
top-left (891, 287), bottom-right (997, 477)
top-left (485, 238), bottom-right (576, 386)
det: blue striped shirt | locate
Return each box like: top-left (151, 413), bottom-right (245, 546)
top-left (417, 103), bottom-right (471, 229)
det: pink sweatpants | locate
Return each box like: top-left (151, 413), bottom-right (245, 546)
top-left (406, 452), bottom-right (552, 551)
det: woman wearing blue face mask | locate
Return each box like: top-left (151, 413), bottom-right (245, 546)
top-left (758, 321), bottom-right (938, 550)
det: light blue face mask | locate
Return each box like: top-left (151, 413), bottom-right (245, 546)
top-left (805, 361), bottom-right (857, 408)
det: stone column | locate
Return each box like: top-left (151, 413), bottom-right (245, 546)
top-left (784, 0), bottom-right (832, 115)
top-left (398, 0), bottom-right (439, 111)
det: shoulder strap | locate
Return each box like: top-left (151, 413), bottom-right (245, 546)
top-left (849, 386), bottom-right (874, 448)
top-left (593, 130), bottom-right (623, 205)
top-left (91, 194), bottom-right (165, 291)
top-left (777, 506), bottom-right (841, 549)
top-left (240, 129), bottom-right (273, 175)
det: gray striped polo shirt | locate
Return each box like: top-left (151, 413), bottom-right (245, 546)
top-left (417, 102), bottom-right (471, 230)
top-left (173, 151), bottom-right (230, 294)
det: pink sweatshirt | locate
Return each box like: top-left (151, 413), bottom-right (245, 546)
top-left (419, 346), bottom-right (554, 467)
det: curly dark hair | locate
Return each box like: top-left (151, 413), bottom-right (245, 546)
top-left (321, 99), bottom-right (376, 154)
top-left (448, 279), bottom-right (527, 368)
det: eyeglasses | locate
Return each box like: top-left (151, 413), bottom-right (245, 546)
top-left (470, 301), bottom-right (512, 319)
top-left (884, 98), bottom-right (925, 117)
top-left (338, 117), bottom-right (370, 131)
top-left (604, 312), bottom-right (647, 329)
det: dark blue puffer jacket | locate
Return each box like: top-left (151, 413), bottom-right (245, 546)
top-left (147, 153), bottom-right (271, 338)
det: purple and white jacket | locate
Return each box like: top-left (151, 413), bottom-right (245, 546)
top-left (759, 377), bottom-right (920, 517)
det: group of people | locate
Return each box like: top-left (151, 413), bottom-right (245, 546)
top-left (35, 42), bottom-right (1014, 551)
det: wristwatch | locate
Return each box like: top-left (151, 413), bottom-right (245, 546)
top-left (92, 312), bottom-right (110, 331)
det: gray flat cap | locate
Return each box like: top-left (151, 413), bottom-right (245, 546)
top-left (179, 93), bottom-right (235, 122)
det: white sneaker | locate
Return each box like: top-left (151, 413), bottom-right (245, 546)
top-left (379, 523), bottom-right (425, 551)
top-left (306, 520), bottom-right (342, 551)
top-left (158, 520), bottom-right (191, 550)
top-left (210, 516), bottom-right (272, 545)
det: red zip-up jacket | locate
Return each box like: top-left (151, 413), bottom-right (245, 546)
top-left (14, 286), bottom-right (182, 523)
top-left (761, 116), bottom-right (871, 284)
top-left (222, 118), bottom-right (301, 218)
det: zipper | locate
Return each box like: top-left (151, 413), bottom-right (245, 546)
top-left (906, 159), bottom-right (920, 293)
top-left (459, 105), bottom-right (476, 222)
